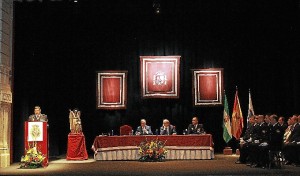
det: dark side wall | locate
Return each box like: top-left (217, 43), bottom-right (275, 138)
top-left (12, 0), bottom-right (300, 161)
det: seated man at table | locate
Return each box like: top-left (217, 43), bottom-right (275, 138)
top-left (135, 119), bottom-right (153, 135)
top-left (160, 119), bottom-right (177, 135)
top-left (187, 116), bottom-right (205, 135)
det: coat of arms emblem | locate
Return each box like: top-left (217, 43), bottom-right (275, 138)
top-left (153, 71), bottom-right (167, 85)
top-left (30, 125), bottom-right (41, 141)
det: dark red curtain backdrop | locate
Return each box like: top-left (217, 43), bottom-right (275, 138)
top-left (13, 0), bottom-right (300, 161)
top-left (199, 75), bottom-right (217, 100)
top-left (102, 78), bottom-right (121, 103)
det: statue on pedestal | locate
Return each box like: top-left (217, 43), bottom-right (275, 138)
top-left (66, 108), bottom-right (88, 160)
top-left (69, 108), bottom-right (82, 134)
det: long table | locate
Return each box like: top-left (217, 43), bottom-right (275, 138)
top-left (91, 135), bottom-right (214, 160)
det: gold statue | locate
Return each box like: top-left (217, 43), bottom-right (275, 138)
top-left (69, 108), bottom-right (82, 134)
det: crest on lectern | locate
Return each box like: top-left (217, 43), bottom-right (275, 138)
top-left (28, 122), bottom-right (43, 141)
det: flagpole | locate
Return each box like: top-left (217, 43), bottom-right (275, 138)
top-left (235, 86), bottom-right (240, 156)
top-left (247, 88), bottom-right (255, 129)
top-left (223, 98), bottom-right (231, 154)
top-left (224, 89), bottom-right (228, 148)
top-left (235, 86), bottom-right (239, 154)
top-left (248, 88), bottom-right (251, 126)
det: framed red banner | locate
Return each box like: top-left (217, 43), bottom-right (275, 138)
top-left (140, 56), bottom-right (180, 98)
top-left (96, 71), bottom-right (127, 110)
top-left (192, 68), bottom-right (224, 106)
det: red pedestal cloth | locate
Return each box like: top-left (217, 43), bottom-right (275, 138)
top-left (67, 133), bottom-right (88, 160)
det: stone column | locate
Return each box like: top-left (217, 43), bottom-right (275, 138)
top-left (0, 0), bottom-right (13, 168)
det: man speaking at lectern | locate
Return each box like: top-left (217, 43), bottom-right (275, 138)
top-left (28, 106), bottom-right (48, 122)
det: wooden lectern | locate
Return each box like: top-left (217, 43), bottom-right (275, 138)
top-left (24, 121), bottom-right (48, 166)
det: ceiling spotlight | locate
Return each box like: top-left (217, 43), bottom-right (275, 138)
top-left (74, 0), bottom-right (78, 3)
top-left (153, 0), bottom-right (161, 14)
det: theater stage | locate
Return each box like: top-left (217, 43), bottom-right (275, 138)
top-left (1, 154), bottom-right (300, 176)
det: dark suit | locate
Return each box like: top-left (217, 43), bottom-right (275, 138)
top-left (28, 114), bottom-right (48, 122)
top-left (242, 123), bottom-right (255, 141)
top-left (279, 123), bottom-right (288, 131)
top-left (238, 123), bottom-right (255, 163)
top-left (187, 124), bottom-right (205, 135)
top-left (160, 125), bottom-right (176, 135)
top-left (289, 123), bottom-right (300, 143)
top-left (283, 123), bottom-right (300, 164)
top-left (135, 125), bottom-right (153, 135)
top-left (250, 123), bottom-right (260, 141)
top-left (269, 122), bottom-right (284, 150)
top-left (260, 122), bottom-right (271, 143)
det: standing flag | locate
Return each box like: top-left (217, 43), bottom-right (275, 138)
top-left (231, 88), bottom-right (244, 139)
top-left (247, 89), bottom-right (255, 126)
top-left (222, 91), bottom-right (232, 143)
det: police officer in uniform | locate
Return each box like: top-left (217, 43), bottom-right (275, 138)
top-left (235, 115), bottom-right (256, 164)
top-left (269, 115), bottom-right (285, 151)
top-left (187, 117), bottom-right (205, 135)
top-left (249, 115), bottom-right (270, 168)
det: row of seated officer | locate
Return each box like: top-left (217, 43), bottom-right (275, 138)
top-left (133, 117), bottom-right (205, 136)
top-left (235, 114), bottom-right (300, 169)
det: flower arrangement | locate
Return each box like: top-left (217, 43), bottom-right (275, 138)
top-left (138, 138), bottom-right (167, 162)
top-left (20, 146), bottom-right (46, 169)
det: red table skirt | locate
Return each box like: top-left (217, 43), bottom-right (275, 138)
top-left (67, 133), bottom-right (88, 160)
top-left (92, 134), bottom-right (213, 152)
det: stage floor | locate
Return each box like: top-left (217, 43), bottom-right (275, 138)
top-left (1, 154), bottom-right (300, 175)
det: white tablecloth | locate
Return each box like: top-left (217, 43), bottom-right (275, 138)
top-left (94, 146), bottom-right (214, 160)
